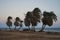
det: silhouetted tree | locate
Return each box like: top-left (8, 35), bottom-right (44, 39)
top-left (40, 11), bottom-right (57, 32)
top-left (31, 8), bottom-right (41, 31)
top-left (24, 8), bottom-right (41, 31)
top-left (24, 12), bottom-right (32, 30)
top-left (6, 16), bottom-right (12, 30)
top-left (14, 17), bottom-right (23, 30)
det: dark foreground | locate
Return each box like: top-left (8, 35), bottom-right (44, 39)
top-left (0, 31), bottom-right (60, 40)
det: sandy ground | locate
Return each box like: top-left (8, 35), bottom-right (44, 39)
top-left (0, 31), bottom-right (60, 40)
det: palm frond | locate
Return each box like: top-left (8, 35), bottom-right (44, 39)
top-left (7, 16), bottom-right (12, 20)
top-left (50, 11), bottom-right (57, 22)
top-left (26, 12), bottom-right (32, 18)
top-left (32, 8), bottom-right (41, 22)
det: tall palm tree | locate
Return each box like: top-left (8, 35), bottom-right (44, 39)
top-left (24, 12), bottom-right (32, 30)
top-left (24, 8), bottom-right (41, 31)
top-left (31, 8), bottom-right (41, 31)
top-left (14, 17), bottom-right (23, 30)
top-left (6, 16), bottom-right (12, 30)
top-left (40, 11), bottom-right (57, 32)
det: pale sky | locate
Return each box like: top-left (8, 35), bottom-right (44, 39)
top-left (0, 0), bottom-right (60, 28)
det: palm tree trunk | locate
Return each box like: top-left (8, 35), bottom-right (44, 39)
top-left (40, 24), bottom-right (46, 32)
top-left (9, 26), bottom-right (11, 31)
top-left (15, 26), bottom-right (16, 30)
top-left (28, 26), bottom-right (30, 31)
top-left (32, 26), bottom-right (35, 32)
top-left (19, 26), bottom-right (21, 30)
top-left (19, 26), bottom-right (20, 30)
top-left (19, 24), bottom-right (22, 30)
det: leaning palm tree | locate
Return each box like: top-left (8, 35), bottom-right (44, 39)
top-left (14, 17), bottom-right (23, 30)
top-left (31, 8), bottom-right (41, 31)
top-left (24, 12), bottom-right (32, 30)
top-left (40, 11), bottom-right (57, 32)
top-left (6, 16), bottom-right (12, 31)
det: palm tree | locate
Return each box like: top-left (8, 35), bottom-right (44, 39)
top-left (40, 11), bottom-right (57, 32)
top-left (14, 17), bottom-right (23, 30)
top-left (6, 16), bottom-right (12, 31)
top-left (24, 12), bottom-right (32, 30)
top-left (31, 8), bottom-right (41, 31)
top-left (24, 8), bottom-right (41, 31)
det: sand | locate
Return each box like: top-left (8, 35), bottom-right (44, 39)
top-left (0, 31), bottom-right (60, 40)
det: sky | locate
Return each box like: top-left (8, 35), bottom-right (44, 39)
top-left (0, 0), bottom-right (60, 28)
